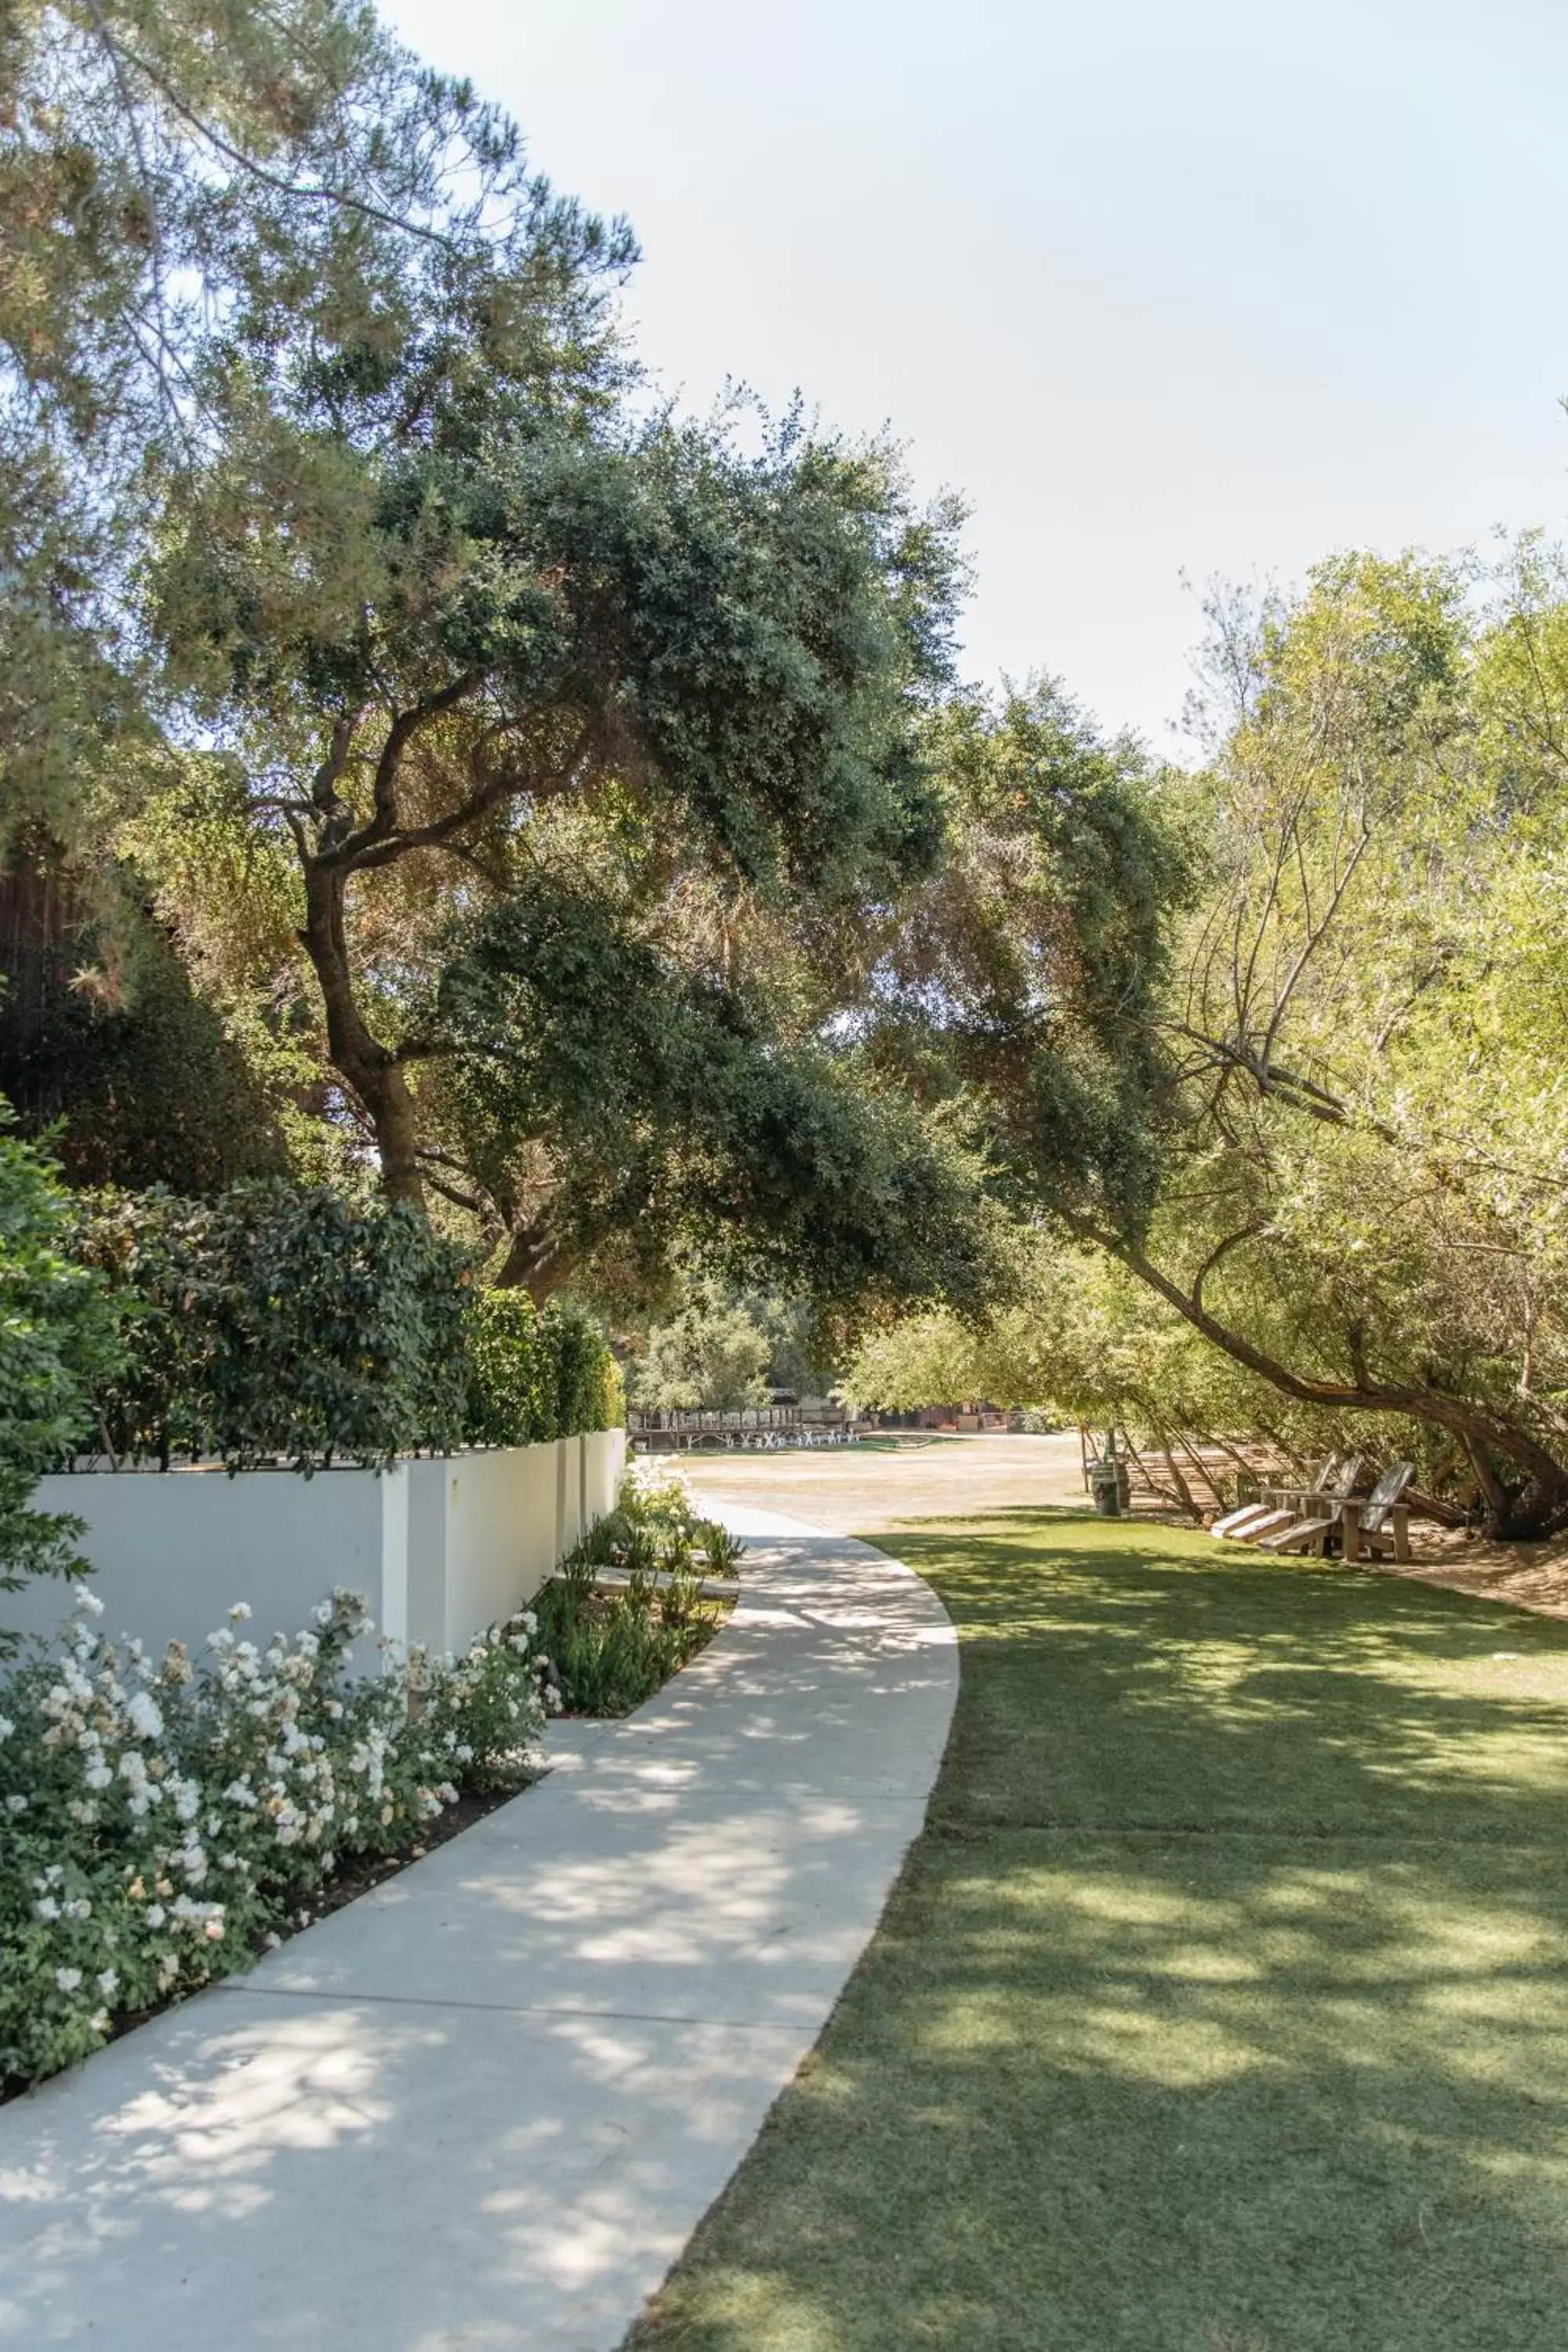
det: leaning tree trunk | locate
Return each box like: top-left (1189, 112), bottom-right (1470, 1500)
top-left (299, 858), bottom-right (427, 1213)
top-left (1105, 1237), bottom-right (1568, 1539)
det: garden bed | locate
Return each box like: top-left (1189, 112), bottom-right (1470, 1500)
top-left (0, 1462), bottom-right (739, 2101)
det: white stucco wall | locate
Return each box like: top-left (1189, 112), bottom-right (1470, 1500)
top-left (583, 1428), bottom-right (626, 1523)
top-left (554, 1434), bottom-right (583, 1562)
top-left (17, 1464), bottom-right (408, 1671)
top-left (14, 1430), bottom-right (628, 1668)
top-left (406, 1443), bottom-right (561, 1655)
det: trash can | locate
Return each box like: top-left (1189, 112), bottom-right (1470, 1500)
top-left (1090, 1460), bottom-right (1126, 1518)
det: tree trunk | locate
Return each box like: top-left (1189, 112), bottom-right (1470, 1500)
top-left (492, 1215), bottom-right (576, 1301)
top-left (1107, 1237), bottom-right (1568, 1539)
top-left (299, 858), bottom-right (427, 1213)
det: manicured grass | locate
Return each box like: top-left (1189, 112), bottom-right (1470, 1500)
top-left (627, 1513), bottom-right (1568, 2351)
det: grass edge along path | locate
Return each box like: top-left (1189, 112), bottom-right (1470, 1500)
top-left (625, 1510), bottom-right (1568, 2352)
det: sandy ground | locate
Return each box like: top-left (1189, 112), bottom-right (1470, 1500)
top-left (679, 1430), bottom-right (1088, 1534)
top-left (1374, 1526), bottom-right (1568, 1621)
top-left (678, 1430), bottom-right (1568, 1622)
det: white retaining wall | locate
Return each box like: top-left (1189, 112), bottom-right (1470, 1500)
top-left (16, 1429), bottom-right (626, 1666)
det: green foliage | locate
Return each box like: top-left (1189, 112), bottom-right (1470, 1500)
top-left (465, 1287), bottom-right (622, 1446)
top-left (72, 1182), bottom-right (471, 1472)
top-left (0, 0), bottom-right (629, 864)
top-left (530, 1560), bottom-right (715, 1719)
top-left (870, 681), bottom-right (1185, 1241)
top-left (848, 1240), bottom-right (1419, 1502)
top-left (531, 1464), bottom-right (730, 1716)
top-left (0, 1581), bottom-right (553, 2085)
top-left (695, 1520), bottom-right (746, 1578)
top-left (154, 394), bottom-right (973, 1299)
top-left (441, 872), bottom-right (999, 1312)
top-left (0, 1107), bottom-right (122, 1639)
top-left (630, 1285), bottom-right (773, 1412)
top-left (920, 546), bottom-right (1568, 1533)
top-left (0, 875), bottom-right (290, 1190)
top-left (464, 1289), bottom-right (545, 1447)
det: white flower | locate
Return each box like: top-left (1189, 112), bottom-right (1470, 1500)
top-left (34, 1896), bottom-right (60, 1922)
top-left (83, 1762), bottom-right (112, 1791)
top-left (0, 1713), bottom-right (13, 1740)
top-left (145, 1904), bottom-right (166, 1929)
top-left (125, 1691), bottom-right (164, 1741)
top-left (5, 1793), bottom-right (27, 1815)
top-left (313, 1601), bottom-right (332, 1627)
top-left (54, 1968), bottom-right (82, 1994)
top-left (228, 1602), bottom-right (252, 1622)
top-left (71, 1585), bottom-right (105, 1619)
top-left (96, 1969), bottom-right (119, 1998)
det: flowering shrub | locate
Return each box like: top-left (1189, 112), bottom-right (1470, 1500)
top-left (616, 1457), bottom-right (742, 1577)
top-left (0, 1584), bottom-right (557, 2087)
top-left (624, 1454), bottom-right (702, 1537)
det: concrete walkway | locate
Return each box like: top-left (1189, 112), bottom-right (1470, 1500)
top-left (0, 1510), bottom-right (956, 2350)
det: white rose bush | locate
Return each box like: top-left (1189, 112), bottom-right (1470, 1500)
top-left (0, 1584), bottom-right (557, 2088)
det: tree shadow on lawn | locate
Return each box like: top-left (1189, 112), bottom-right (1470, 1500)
top-left (629, 1513), bottom-right (1568, 2352)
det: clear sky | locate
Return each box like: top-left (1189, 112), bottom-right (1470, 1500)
top-left (382, 0), bottom-right (1568, 750)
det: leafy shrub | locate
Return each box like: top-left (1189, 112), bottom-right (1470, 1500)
top-left (531, 1559), bottom-right (717, 1717)
top-left (465, 1288), bottom-right (624, 1446)
top-left (0, 1109), bottom-right (123, 1643)
top-left (532, 1299), bottom-right (623, 1439)
top-left (587, 1344), bottom-right (626, 1436)
top-left (530, 1465), bottom-right (736, 1716)
top-left (71, 1182), bottom-right (472, 1472)
top-left (0, 1582), bottom-right (557, 2086)
top-left (695, 1520), bottom-right (746, 1578)
top-left (465, 1287), bottom-right (543, 1446)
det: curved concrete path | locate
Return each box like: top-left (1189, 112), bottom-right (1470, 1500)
top-left (0, 1510), bottom-right (956, 2349)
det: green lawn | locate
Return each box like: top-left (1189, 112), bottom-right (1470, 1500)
top-left (627, 1513), bottom-right (1568, 2352)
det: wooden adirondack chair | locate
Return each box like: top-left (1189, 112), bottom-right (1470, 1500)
top-left (1214, 1456), bottom-right (1364, 1548)
top-left (1338, 1461), bottom-right (1416, 1563)
top-left (1212, 1457), bottom-right (1334, 1541)
top-left (1252, 1457), bottom-right (1371, 1555)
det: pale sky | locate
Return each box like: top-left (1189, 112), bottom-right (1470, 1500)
top-left (383, 0), bottom-right (1568, 750)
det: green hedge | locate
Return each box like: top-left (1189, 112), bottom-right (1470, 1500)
top-left (66, 1183), bottom-right (622, 1473)
top-left (466, 1289), bottom-right (624, 1447)
top-left (73, 1183), bottom-right (472, 1472)
top-left (0, 1110), bottom-right (123, 1633)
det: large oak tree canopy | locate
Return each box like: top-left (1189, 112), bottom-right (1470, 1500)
top-left (144, 364), bottom-right (972, 1296)
top-left (0, 0), bottom-right (1176, 1343)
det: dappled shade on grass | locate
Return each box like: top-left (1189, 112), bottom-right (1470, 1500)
top-left (628, 1514), bottom-right (1568, 2351)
